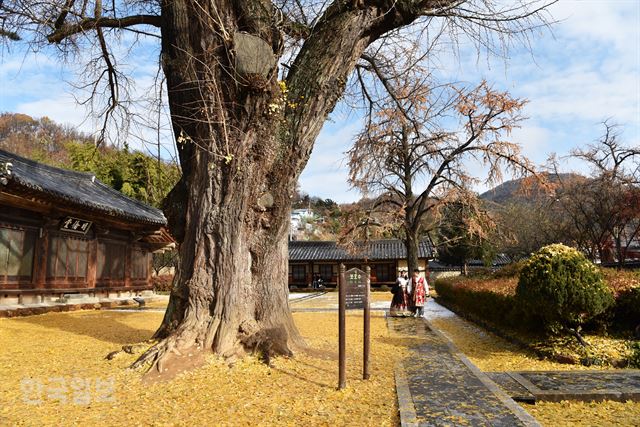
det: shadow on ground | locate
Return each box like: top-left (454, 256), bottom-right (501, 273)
top-left (13, 311), bottom-right (159, 345)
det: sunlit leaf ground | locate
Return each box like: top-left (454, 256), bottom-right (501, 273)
top-left (0, 307), bottom-right (407, 426)
top-left (431, 314), bottom-right (640, 426)
top-left (1, 293), bottom-right (638, 426)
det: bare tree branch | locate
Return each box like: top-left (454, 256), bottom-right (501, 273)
top-left (47, 14), bottom-right (161, 43)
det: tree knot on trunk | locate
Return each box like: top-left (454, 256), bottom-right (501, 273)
top-left (233, 32), bottom-right (276, 90)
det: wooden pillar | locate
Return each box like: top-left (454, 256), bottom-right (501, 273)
top-left (145, 249), bottom-right (151, 288)
top-left (338, 263), bottom-right (346, 390)
top-left (33, 227), bottom-right (49, 289)
top-left (87, 238), bottom-right (97, 290)
top-left (124, 243), bottom-right (132, 289)
top-left (363, 265), bottom-right (371, 380)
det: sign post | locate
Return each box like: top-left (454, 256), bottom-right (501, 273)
top-left (338, 263), bottom-right (346, 390)
top-left (338, 263), bottom-right (371, 389)
top-left (363, 265), bottom-right (370, 380)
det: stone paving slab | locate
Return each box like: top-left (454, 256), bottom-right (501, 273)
top-left (489, 370), bottom-right (640, 403)
top-left (388, 317), bottom-right (540, 426)
top-left (485, 373), bottom-right (536, 403)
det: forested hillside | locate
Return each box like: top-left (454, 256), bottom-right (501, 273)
top-left (0, 113), bottom-right (180, 208)
top-left (479, 173), bottom-right (584, 205)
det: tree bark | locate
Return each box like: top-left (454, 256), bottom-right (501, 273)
top-left (406, 228), bottom-right (420, 275)
top-left (134, 0), bottom-right (423, 375)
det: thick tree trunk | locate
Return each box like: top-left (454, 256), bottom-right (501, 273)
top-left (133, 0), bottom-right (420, 376)
top-left (406, 229), bottom-right (420, 275)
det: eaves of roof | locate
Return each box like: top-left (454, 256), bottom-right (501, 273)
top-left (0, 149), bottom-right (167, 226)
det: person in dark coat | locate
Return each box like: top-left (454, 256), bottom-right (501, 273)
top-left (390, 270), bottom-right (410, 316)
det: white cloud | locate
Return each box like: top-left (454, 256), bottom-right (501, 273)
top-left (1, 0), bottom-right (637, 203)
top-left (16, 95), bottom-right (92, 131)
top-left (549, 0), bottom-right (639, 52)
top-left (510, 124), bottom-right (553, 164)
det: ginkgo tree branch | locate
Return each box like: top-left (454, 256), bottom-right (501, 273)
top-left (47, 14), bottom-right (161, 43)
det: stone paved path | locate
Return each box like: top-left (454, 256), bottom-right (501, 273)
top-left (488, 370), bottom-right (640, 403)
top-left (388, 316), bottom-right (540, 426)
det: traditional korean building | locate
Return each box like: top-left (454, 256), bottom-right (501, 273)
top-left (0, 149), bottom-right (174, 306)
top-left (288, 239), bottom-right (435, 288)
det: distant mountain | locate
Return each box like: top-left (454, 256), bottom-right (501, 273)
top-left (480, 173), bottom-right (584, 205)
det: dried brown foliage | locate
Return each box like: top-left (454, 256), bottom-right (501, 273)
top-left (345, 72), bottom-right (540, 269)
top-left (549, 121), bottom-right (640, 264)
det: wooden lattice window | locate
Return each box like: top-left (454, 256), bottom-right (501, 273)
top-left (373, 263), bottom-right (395, 282)
top-left (0, 226), bottom-right (36, 283)
top-left (318, 264), bottom-right (333, 281)
top-left (97, 241), bottom-right (126, 280)
top-left (46, 235), bottom-right (89, 281)
top-left (290, 265), bottom-right (306, 281)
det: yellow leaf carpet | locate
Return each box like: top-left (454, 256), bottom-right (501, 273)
top-left (1, 292), bottom-right (638, 426)
top-left (0, 307), bottom-right (407, 426)
top-left (431, 315), bottom-right (640, 426)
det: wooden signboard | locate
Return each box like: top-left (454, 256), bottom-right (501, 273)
top-left (345, 268), bottom-right (367, 309)
top-left (60, 216), bottom-right (92, 234)
top-left (338, 264), bottom-right (371, 390)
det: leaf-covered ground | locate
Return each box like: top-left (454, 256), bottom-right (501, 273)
top-left (2, 294), bottom-right (638, 426)
top-left (430, 315), bottom-right (625, 372)
top-left (430, 314), bottom-right (640, 426)
top-left (0, 309), bottom-right (408, 426)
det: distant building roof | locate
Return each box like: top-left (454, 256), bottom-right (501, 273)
top-left (0, 149), bottom-right (167, 226)
top-left (288, 239), bottom-right (435, 262)
top-left (452, 253), bottom-right (514, 267)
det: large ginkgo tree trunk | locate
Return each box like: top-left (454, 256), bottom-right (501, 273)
top-left (5, 0), bottom-right (550, 375)
top-left (133, 1), bottom-right (438, 373)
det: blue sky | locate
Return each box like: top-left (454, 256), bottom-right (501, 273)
top-left (1, 1), bottom-right (638, 203)
top-left (300, 0), bottom-right (640, 201)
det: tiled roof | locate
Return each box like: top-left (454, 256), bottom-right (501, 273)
top-left (0, 149), bottom-right (167, 226)
top-left (467, 253), bottom-right (513, 266)
top-left (288, 239), bottom-right (435, 261)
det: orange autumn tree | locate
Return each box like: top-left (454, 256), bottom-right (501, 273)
top-left (550, 121), bottom-right (640, 265)
top-left (347, 77), bottom-right (538, 273)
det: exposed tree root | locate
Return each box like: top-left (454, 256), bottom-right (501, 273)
top-left (130, 335), bottom-right (208, 383)
top-left (567, 327), bottom-right (589, 347)
top-left (106, 342), bottom-right (155, 361)
top-left (239, 325), bottom-right (293, 367)
top-left (130, 320), bottom-right (303, 381)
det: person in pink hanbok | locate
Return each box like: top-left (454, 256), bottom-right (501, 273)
top-left (411, 269), bottom-right (429, 317)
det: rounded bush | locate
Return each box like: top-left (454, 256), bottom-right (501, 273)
top-left (516, 244), bottom-right (614, 334)
top-left (614, 287), bottom-right (640, 330)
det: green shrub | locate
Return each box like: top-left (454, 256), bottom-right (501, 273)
top-left (628, 341), bottom-right (640, 369)
top-left (516, 244), bottom-right (614, 338)
top-left (434, 278), bottom-right (519, 328)
top-left (493, 260), bottom-right (526, 279)
top-left (613, 287), bottom-right (640, 331)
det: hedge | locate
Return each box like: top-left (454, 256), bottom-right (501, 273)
top-left (434, 277), bottom-right (522, 329)
top-left (151, 274), bottom-right (174, 292)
